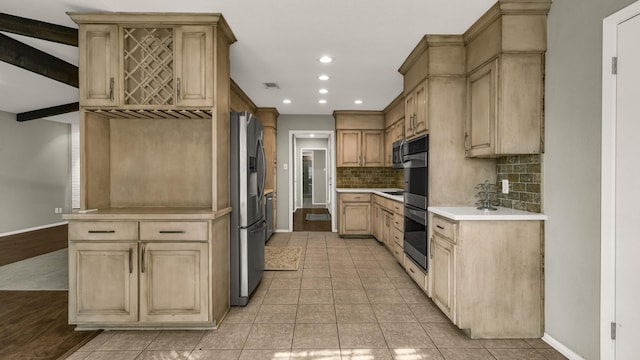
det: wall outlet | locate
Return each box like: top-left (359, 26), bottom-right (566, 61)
top-left (501, 179), bottom-right (509, 194)
top-left (54, 207), bottom-right (63, 214)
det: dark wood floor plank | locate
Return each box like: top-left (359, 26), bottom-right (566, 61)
top-left (293, 208), bottom-right (332, 232)
top-left (0, 291), bottom-right (99, 360)
top-left (0, 225), bottom-right (68, 266)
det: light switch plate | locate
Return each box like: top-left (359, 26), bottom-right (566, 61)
top-left (501, 179), bottom-right (509, 194)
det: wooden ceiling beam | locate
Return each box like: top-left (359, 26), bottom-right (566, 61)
top-left (0, 13), bottom-right (78, 46)
top-left (17, 102), bottom-right (79, 122)
top-left (0, 32), bottom-right (78, 88)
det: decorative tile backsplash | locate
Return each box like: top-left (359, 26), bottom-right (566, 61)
top-left (496, 155), bottom-right (542, 213)
top-left (337, 167), bottom-right (404, 189)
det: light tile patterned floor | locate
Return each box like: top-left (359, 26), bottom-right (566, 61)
top-left (66, 232), bottom-right (567, 360)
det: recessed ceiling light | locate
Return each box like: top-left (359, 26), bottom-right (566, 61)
top-left (354, 100), bottom-right (363, 104)
top-left (319, 88), bottom-right (328, 94)
top-left (318, 56), bottom-right (333, 63)
top-left (283, 99), bottom-right (291, 104)
top-left (318, 99), bottom-right (327, 104)
top-left (318, 74), bottom-right (330, 81)
top-left (310, 134), bottom-right (315, 137)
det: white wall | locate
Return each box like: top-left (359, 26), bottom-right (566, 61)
top-left (0, 111), bottom-right (71, 233)
top-left (276, 114), bottom-right (335, 231)
top-left (544, 0), bottom-right (635, 358)
top-left (313, 149), bottom-right (327, 205)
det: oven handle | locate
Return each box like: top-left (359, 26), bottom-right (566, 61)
top-left (403, 152), bottom-right (427, 168)
top-left (405, 207), bottom-right (427, 226)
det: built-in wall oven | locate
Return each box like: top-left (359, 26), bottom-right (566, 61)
top-left (403, 134), bottom-right (429, 270)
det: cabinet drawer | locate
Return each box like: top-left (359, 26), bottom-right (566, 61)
top-left (69, 221), bottom-right (138, 241)
top-left (393, 227), bottom-right (403, 247)
top-left (404, 255), bottom-right (428, 292)
top-left (390, 241), bottom-right (404, 265)
top-left (372, 195), bottom-right (382, 205)
top-left (140, 221), bottom-right (208, 241)
top-left (432, 216), bottom-right (456, 243)
top-left (392, 201), bottom-right (403, 214)
top-left (340, 193), bottom-right (371, 202)
top-left (393, 213), bottom-right (404, 231)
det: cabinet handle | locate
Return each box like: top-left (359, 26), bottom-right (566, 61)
top-left (141, 244), bottom-right (146, 273)
top-left (409, 267), bottom-right (415, 274)
top-left (176, 78), bottom-right (181, 101)
top-left (109, 77), bottom-right (114, 102)
top-left (88, 230), bottom-right (115, 234)
top-left (430, 237), bottom-right (434, 259)
top-left (159, 230), bottom-right (186, 234)
top-left (436, 225), bottom-right (445, 230)
top-left (464, 132), bottom-right (469, 152)
top-left (128, 248), bottom-right (133, 274)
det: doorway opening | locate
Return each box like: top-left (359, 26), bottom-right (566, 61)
top-left (288, 131), bottom-right (335, 232)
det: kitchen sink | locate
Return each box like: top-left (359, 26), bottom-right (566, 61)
top-left (383, 191), bottom-right (404, 196)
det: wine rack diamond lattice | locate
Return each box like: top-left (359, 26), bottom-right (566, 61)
top-left (124, 27), bottom-right (174, 105)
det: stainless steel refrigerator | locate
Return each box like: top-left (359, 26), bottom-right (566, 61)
top-left (230, 111), bottom-right (266, 306)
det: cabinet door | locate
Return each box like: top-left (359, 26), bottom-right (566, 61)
top-left (412, 81), bottom-right (428, 136)
top-left (69, 242), bottom-right (138, 323)
top-left (404, 91), bottom-right (416, 138)
top-left (394, 119), bottom-right (405, 141)
top-left (78, 24), bottom-right (118, 106)
top-left (385, 125), bottom-right (394, 167)
top-left (337, 130), bottom-right (362, 167)
top-left (341, 202), bottom-right (371, 235)
top-left (139, 242), bottom-right (209, 323)
top-left (466, 59), bottom-right (498, 157)
top-left (372, 204), bottom-right (380, 240)
top-left (363, 130), bottom-right (384, 167)
top-left (431, 234), bottom-right (455, 321)
top-left (175, 26), bottom-right (213, 107)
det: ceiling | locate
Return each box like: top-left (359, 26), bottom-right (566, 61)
top-left (1, 0), bottom-right (495, 123)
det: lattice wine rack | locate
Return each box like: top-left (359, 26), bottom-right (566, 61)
top-left (123, 27), bottom-right (174, 106)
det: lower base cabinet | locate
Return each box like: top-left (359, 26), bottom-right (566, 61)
top-left (66, 216), bottom-right (229, 330)
top-left (429, 213), bottom-right (543, 339)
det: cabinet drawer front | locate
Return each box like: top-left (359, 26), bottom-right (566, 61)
top-left (373, 195), bottom-right (382, 205)
top-left (432, 216), bottom-right (456, 243)
top-left (340, 193), bottom-right (371, 202)
top-left (391, 242), bottom-right (404, 265)
top-left (392, 201), bottom-right (403, 215)
top-left (140, 221), bottom-right (209, 241)
top-left (393, 227), bottom-right (403, 247)
top-left (69, 221), bottom-right (138, 241)
top-left (393, 213), bottom-right (404, 231)
top-left (404, 255), bottom-right (428, 292)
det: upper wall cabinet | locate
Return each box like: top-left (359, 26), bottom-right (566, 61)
top-left (73, 13), bottom-right (236, 109)
top-left (404, 80), bottom-right (428, 138)
top-left (334, 111), bottom-right (385, 168)
top-left (463, 0), bottom-right (551, 157)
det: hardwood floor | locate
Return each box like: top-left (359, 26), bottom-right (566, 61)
top-left (0, 291), bottom-right (99, 360)
top-left (0, 225), bottom-right (68, 266)
top-left (0, 225), bottom-right (99, 359)
top-left (293, 208), bottom-right (332, 232)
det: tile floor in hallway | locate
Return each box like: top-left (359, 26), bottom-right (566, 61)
top-left (66, 232), bottom-right (567, 360)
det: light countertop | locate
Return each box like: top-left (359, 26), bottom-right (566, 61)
top-left (428, 206), bottom-right (547, 221)
top-left (336, 188), bottom-right (404, 202)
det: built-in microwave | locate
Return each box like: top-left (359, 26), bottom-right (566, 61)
top-left (392, 139), bottom-right (404, 169)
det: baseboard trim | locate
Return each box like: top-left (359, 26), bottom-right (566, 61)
top-left (542, 333), bottom-right (586, 360)
top-left (0, 222), bottom-right (68, 238)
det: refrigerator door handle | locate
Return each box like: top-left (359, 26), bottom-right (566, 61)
top-left (257, 137), bottom-right (266, 200)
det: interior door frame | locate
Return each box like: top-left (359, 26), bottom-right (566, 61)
top-left (300, 148), bottom-right (328, 208)
top-left (288, 131), bottom-right (336, 232)
top-left (601, 2), bottom-right (640, 359)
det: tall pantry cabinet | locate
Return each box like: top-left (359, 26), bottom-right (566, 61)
top-left (63, 13), bottom-right (237, 330)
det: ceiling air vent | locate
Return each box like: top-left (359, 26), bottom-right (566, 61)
top-left (263, 82), bottom-right (280, 89)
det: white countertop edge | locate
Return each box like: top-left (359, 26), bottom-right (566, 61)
top-left (428, 206), bottom-right (547, 221)
top-left (336, 188), bottom-right (404, 202)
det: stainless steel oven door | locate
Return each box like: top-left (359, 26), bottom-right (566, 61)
top-left (403, 205), bottom-right (428, 271)
top-left (403, 151), bottom-right (428, 209)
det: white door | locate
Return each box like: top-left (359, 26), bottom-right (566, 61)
top-left (615, 12), bottom-right (640, 359)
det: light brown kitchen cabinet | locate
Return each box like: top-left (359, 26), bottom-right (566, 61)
top-left (404, 80), bottom-right (428, 139)
top-left (338, 193), bottom-right (371, 236)
top-left (431, 232), bottom-right (456, 321)
top-left (372, 203), bottom-right (380, 240)
top-left (336, 130), bottom-right (384, 167)
top-left (429, 213), bottom-right (543, 338)
top-left (463, 1), bottom-right (549, 157)
top-left (78, 24), bottom-right (118, 106)
top-left (69, 241), bottom-right (138, 324)
top-left (384, 125), bottom-right (394, 167)
top-left (139, 241), bottom-right (209, 322)
top-left (66, 13), bottom-right (236, 330)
